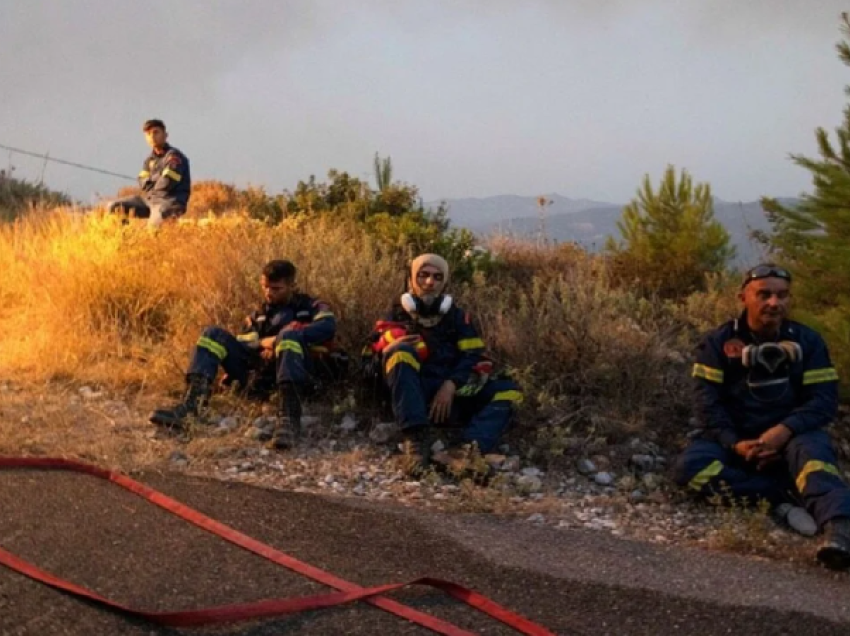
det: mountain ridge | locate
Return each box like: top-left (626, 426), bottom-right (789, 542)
top-left (430, 194), bottom-right (799, 266)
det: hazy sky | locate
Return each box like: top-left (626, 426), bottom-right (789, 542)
top-left (1, 1), bottom-right (848, 205)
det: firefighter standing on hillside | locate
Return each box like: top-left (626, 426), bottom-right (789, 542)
top-left (108, 119), bottom-right (191, 225)
top-left (149, 260), bottom-right (339, 450)
top-left (366, 254), bottom-right (522, 472)
top-left (673, 264), bottom-right (850, 570)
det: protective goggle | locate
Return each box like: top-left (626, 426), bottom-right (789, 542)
top-left (741, 265), bottom-right (791, 288)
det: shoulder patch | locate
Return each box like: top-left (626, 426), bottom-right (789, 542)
top-left (723, 338), bottom-right (745, 358)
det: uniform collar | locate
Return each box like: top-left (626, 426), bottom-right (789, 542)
top-left (735, 310), bottom-right (793, 343)
top-left (152, 143), bottom-right (171, 157)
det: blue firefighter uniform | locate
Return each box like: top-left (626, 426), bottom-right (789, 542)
top-left (376, 303), bottom-right (522, 454)
top-left (187, 294), bottom-right (336, 392)
top-left (138, 144), bottom-right (191, 216)
top-left (673, 312), bottom-right (850, 527)
top-left (110, 143), bottom-right (191, 220)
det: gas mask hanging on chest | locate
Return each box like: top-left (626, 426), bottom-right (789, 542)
top-left (727, 336), bottom-right (803, 401)
top-left (400, 292), bottom-right (453, 327)
top-left (740, 341), bottom-right (802, 373)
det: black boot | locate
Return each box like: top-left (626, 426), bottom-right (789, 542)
top-left (268, 383), bottom-right (302, 450)
top-left (397, 425), bottom-right (432, 474)
top-left (149, 374), bottom-right (211, 430)
top-left (817, 517), bottom-right (850, 570)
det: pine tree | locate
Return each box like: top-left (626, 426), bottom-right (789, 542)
top-left (606, 165), bottom-right (735, 297)
top-left (761, 14), bottom-right (850, 391)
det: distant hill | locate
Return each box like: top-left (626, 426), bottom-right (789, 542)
top-left (434, 194), bottom-right (614, 228)
top-left (431, 194), bottom-right (799, 266)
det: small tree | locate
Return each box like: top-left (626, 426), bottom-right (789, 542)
top-left (761, 14), bottom-right (850, 393)
top-left (374, 152), bottom-right (393, 192)
top-left (606, 165), bottom-right (735, 297)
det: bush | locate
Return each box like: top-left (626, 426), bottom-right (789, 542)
top-left (0, 172), bottom-right (72, 222)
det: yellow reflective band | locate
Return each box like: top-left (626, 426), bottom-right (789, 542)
top-left (692, 364), bottom-right (724, 383)
top-left (803, 368), bottom-right (839, 385)
top-left (197, 336), bottom-right (227, 360)
top-left (493, 390), bottom-right (523, 404)
top-left (309, 345), bottom-right (329, 354)
top-left (138, 170), bottom-right (150, 178)
top-left (236, 331), bottom-right (259, 343)
top-left (162, 167), bottom-right (182, 182)
top-left (314, 311), bottom-right (335, 321)
top-left (796, 460), bottom-right (841, 492)
top-left (386, 351), bottom-right (420, 375)
top-left (275, 339), bottom-right (304, 356)
top-left (688, 460), bottom-right (723, 492)
top-left (458, 337), bottom-right (485, 351)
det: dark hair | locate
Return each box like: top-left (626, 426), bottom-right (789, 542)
top-left (142, 119), bottom-right (166, 132)
top-left (262, 260), bottom-right (297, 282)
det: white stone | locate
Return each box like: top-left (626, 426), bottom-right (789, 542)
top-left (369, 422), bottom-right (398, 444)
top-left (594, 472), bottom-right (614, 486)
top-left (521, 467), bottom-right (543, 478)
top-left (516, 475), bottom-right (543, 494)
top-left (339, 414), bottom-right (358, 432)
top-left (218, 416), bottom-right (240, 431)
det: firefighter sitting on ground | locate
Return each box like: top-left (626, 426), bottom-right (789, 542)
top-left (108, 119), bottom-right (191, 226)
top-left (149, 259), bottom-right (340, 450)
top-left (673, 263), bottom-right (850, 570)
top-left (364, 253), bottom-right (523, 472)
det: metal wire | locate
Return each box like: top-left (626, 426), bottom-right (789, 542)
top-left (0, 142), bottom-right (135, 181)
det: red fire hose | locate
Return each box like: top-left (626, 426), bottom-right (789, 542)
top-left (0, 457), bottom-right (556, 635)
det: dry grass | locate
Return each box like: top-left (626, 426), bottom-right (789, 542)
top-left (0, 204), bottom-right (738, 466)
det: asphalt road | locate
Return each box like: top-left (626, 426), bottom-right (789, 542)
top-left (0, 469), bottom-right (849, 635)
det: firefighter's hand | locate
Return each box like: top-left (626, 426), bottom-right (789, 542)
top-left (260, 337), bottom-right (276, 351)
top-left (759, 424), bottom-right (793, 454)
top-left (733, 439), bottom-right (766, 462)
top-left (260, 348), bottom-right (275, 361)
top-left (430, 380), bottom-right (456, 424)
top-left (756, 451), bottom-right (781, 471)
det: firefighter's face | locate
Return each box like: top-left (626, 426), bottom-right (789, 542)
top-left (739, 277), bottom-right (791, 333)
top-left (261, 275), bottom-right (296, 304)
top-left (144, 127), bottom-right (167, 150)
top-left (414, 264), bottom-right (446, 297)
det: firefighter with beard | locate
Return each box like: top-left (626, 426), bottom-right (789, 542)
top-left (673, 264), bottom-right (850, 570)
top-left (367, 254), bottom-right (522, 472)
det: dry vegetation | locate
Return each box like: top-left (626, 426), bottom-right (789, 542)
top-left (0, 204), bottom-right (743, 466)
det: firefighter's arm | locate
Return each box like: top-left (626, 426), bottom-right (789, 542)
top-left (235, 312), bottom-right (261, 349)
top-left (138, 158), bottom-right (153, 190)
top-left (152, 151), bottom-right (185, 194)
top-left (782, 333), bottom-right (839, 435)
top-left (448, 311), bottom-right (486, 388)
top-left (692, 336), bottom-right (739, 449)
top-left (297, 300), bottom-right (336, 345)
